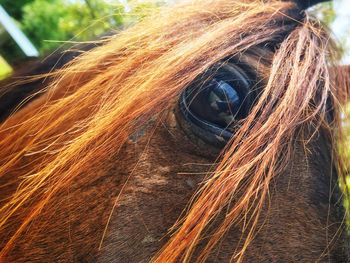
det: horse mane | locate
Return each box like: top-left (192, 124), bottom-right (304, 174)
top-left (0, 0), bottom-right (349, 262)
top-left (0, 34), bottom-right (115, 122)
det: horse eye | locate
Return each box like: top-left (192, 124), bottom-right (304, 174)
top-left (178, 63), bottom-right (254, 147)
top-left (188, 79), bottom-right (240, 131)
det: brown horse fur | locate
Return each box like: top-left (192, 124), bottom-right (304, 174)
top-left (0, 0), bottom-right (349, 262)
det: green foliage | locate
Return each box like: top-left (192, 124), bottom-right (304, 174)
top-left (0, 0), bottom-right (166, 61)
top-left (314, 2), bottom-right (350, 61)
top-left (20, 0), bottom-right (70, 54)
top-left (314, 2), bottom-right (337, 25)
top-left (0, 55), bottom-right (12, 80)
top-left (345, 103), bottom-right (350, 162)
top-left (124, 0), bottom-right (164, 22)
top-left (0, 0), bottom-right (35, 20)
top-left (58, 0), bottom-right (125, 41)
top-left (20, 0), bottom-right (125, 54)
top-left (343, 103), bottom-right (350, 222)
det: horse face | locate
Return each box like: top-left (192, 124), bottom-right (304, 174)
top-left (56, 104), bottom-right (345, 262)
top-left (5, 65), bottom-right (347, 263)
top-left (88, 69), bottom-right (346, 263)
top-left (1, 1), bottom-right (349, 262)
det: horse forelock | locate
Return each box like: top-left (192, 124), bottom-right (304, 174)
top-left (0, 0), bottom-right (349, 262)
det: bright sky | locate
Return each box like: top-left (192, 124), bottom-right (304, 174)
top-left (331, 0), bottom-right (350, 64)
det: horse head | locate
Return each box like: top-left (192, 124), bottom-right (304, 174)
top-left (0, 0), bottom-right (349, 262)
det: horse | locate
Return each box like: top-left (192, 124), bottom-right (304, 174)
top-left (0, 0), bottom-right (349, 262)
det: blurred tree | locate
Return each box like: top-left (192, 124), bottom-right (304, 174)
top-left (0, 0), bottom-right (35, 20)
top-left (124, 0), bottom-right (165, 22)
top-left (0, 55), bottom-right (12, 80)
top-left (314, 2), bottom-right (336, 25)
top-left (313, 1), bottom-right (350, 61)
top-left (21, 0), bottom-right (125, 54)
top-left (0, 0), bottom-right (166, 62)
top-left (20, 0), bottom-right (70, 54)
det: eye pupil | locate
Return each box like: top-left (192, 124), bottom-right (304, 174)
top-left (178, 63), bottom-right (255, 147)
top-left (187, 77), bottom-right (244, 131)
top-left (208, 79), bottom-right (240, 126)
top-left (210, 79), bottom-right (240, 106)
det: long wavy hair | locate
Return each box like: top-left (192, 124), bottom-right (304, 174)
top-left (0, 0), bottom-right (349, 262)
